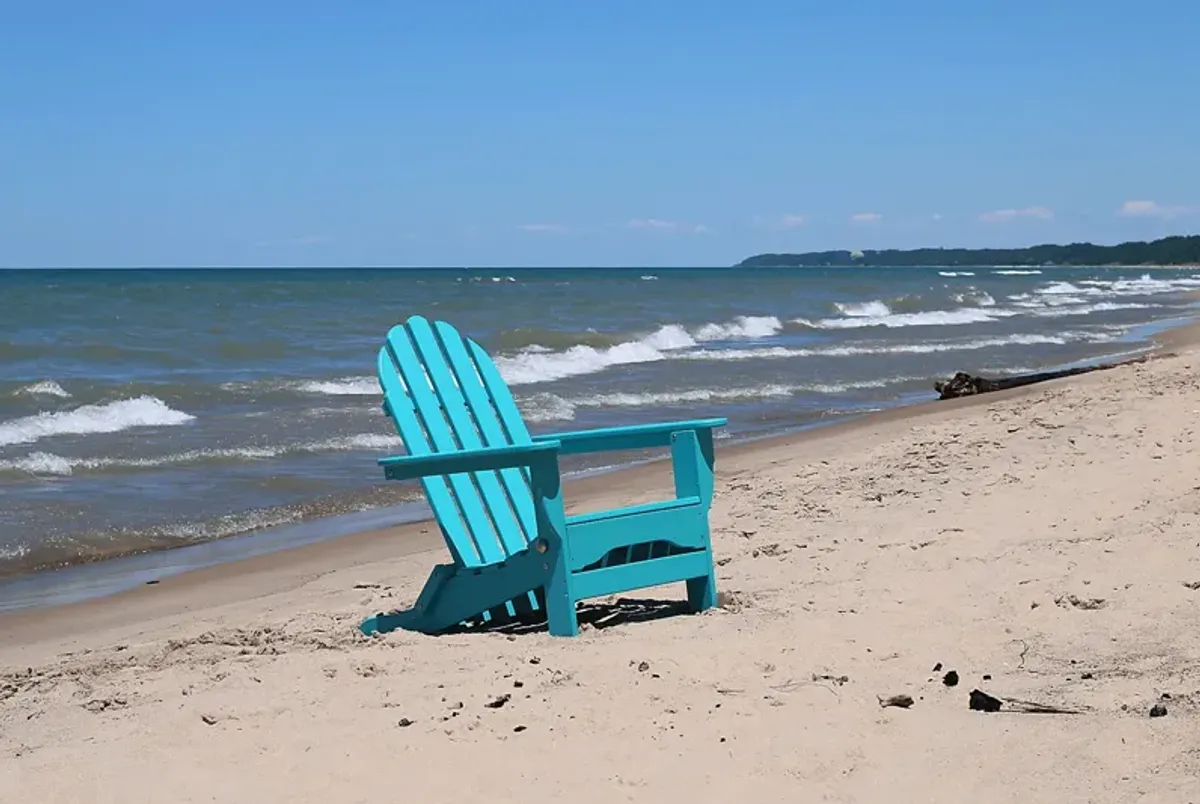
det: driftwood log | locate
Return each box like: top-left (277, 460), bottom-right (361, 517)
top-left (934, 354), bottom-right (1154, 400)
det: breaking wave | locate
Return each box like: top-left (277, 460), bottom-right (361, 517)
top-left (295, 377), bottom-right (380, 396)
top-left (0, 433), bottom-right (402, 477)
top-left (13, 380), bottom-right (72, 398)
top-left (683, 331), bottom-right (1105, 361)
top-left (493, 315), bottom-right (783, 385)
top-left (514, 377), bottom-right (923, 423)
top-left (796, 299), bottom-right (1013, 329)
top-left (0, 396), bottom-right (195, 448)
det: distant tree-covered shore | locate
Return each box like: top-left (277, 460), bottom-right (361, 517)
top-left (736, 235), bottom-right (1200, 268)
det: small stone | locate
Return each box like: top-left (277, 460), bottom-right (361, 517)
top-left (513, 680), bottom-right (524, 689)
top-left (397, 718), bottom-right (415, 727)
top-left (1081, 672), bottom-right (1094, 680)
top-left (485, 694), bottom-right (512, 709)
top-left (529, 657), bottom-right (541, 665)
top-left (201, 714), bottom-right (218, 725)
top-left (942, 670), bottom-right (959, 687)
top-left (932, 662), bottom-right (943, 672)
top-left (637, 661), bottom-right (650, 673)
top-left (982, 674), bottom-right (992, 681)
top-left (878, 694), bottom-right (914, 709)
top-left (513, 725), bottom-right (527, 733)
top-left (968, 689), bottom-right (1002, 713)
top-left (1149, 703), bottom-right (1168, 718)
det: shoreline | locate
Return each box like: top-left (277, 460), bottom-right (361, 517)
top-left (3, 319), bottom-right (1198, 650)
top-left (0, 317), bottom-right (1191, 621)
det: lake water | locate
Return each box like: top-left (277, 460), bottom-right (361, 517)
top-left (2, 265), bottom-right (1198, 583)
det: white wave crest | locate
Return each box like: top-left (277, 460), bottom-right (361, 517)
top-left (494, 316), bottom-right (782, 386)
top-left (1040, 281), bottom-right (1088, 296)
top-left (512, 377), bottom-right (923, 421)
top-left (1032, 274), bottom-right (1200, 303)
top-left (993, 269), bottom-right (1043, 275)
top-left (519, 393), bottom-right (578, 423)
top-left (682, 331), bottom-right (1102, 361)
top-left (1031, 301), bottom-right (1156, 318)
top-left (0, 396), bottom-right (195, 448)
top-left (693, 315), bottom-right (783, 341)
top-left (297, 377), bottom-right (380, 396)
top-left (0, 543), bottom-right (30, 562)
top-left (13, 380), bottom-right (71, 398)
top-left (0, 433), bottom-right (402, 476)
top-left (566, 377), bottom-right (918, 408)
top-left (951, 291), bottom-right (996, 307)
top-left (834, 300), bottom-right (891, 317)
top-left (939, 271), bottom-right (976, 277)
top-left (797, 304), bottom-right (1012, 329)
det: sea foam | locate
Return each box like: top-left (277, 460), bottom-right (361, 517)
top-left (796, 300), bottom-right (1012, 329)
top-left (493, 315), bottom-right (783, 386)
top-left (0, 433), bottom-right (403, 476)
top-left (13, 380), bottom-right (72, 398)
top-left (296, 377), bottom-right (380, 396)
top-left (0, 396), bottom-right (195, 448)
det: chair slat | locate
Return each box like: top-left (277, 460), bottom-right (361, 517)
top-left (468, 339), bottom-right (541, 550)
top-left (466, 338), bottom-right (534, 444)
top-left (383, 323), bottom-right (500, 567)
top-left (433, 320), bottom-right (537, 556)
top-left (376, 344), bottom-right (475, 566)
top-left (406, 317), bottom-right (520, 562)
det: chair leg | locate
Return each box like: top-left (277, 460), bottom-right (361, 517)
top-left (545, 599), bottom-right (579, 636)
top-left (686, 569), bottom-right (717, 613)
top-left (543, 547), bottom-right (579, 637)
top-left (360, 610), bottom-right (415, 636)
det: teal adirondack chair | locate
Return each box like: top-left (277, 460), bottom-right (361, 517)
top-left (361, 315), bottom-right (726, 638)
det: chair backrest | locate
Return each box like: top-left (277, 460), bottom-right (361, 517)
top-left (377, 316), bottom-right (539, 568)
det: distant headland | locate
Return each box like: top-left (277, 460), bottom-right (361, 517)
top-left (736, 234), bottom-right (1200, 268)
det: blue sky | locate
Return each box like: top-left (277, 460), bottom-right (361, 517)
top-left (2, 1), bottom-right (1198, 267)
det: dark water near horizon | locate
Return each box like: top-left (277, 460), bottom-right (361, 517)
top-left (2, 265), bottom-right (1198, 583)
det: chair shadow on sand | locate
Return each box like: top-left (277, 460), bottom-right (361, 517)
top-left (438, 596), bottom-right (694, 637)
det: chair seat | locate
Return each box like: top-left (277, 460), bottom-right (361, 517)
top-left (566, 496), bottom-right (701, 527)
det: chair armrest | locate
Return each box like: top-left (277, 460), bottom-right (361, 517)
top-left (532, 418), bottom-right (726, 456)
top-left (378, 440), bottom-right (562, 481)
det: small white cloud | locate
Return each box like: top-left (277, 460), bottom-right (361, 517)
top-left (850, 212), bottom-right (882, 223)
top-left (626, 218), bottom-right (678, 230)
top-left (780, 214), bottom-right (807, 229)
top-left (1116, 199), bottom-right (1195, 219)
top-left (516, 223), bottom-right (566, 233)
top-left (978, 206), bottom-right (1054, 223)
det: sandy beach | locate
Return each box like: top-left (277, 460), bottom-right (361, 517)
top-left (4, 332), bottom-right (1200, 803)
